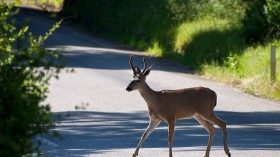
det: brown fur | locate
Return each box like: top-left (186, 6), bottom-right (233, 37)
top-left (127, 56), bottom-right (230, 157)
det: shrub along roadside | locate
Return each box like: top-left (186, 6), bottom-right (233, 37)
top-left (0, 1), bottom-right (63, 156)
top-left (169, 17), bottom-right (245, 69)
top-left (202, 41), bottom-right (280, 100)
top-left (242, 0), bottom-right (280, 43)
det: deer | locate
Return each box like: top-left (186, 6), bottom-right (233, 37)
top-left (126, 56), bottom-right (231, 157)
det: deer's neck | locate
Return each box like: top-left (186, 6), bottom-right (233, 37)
top-left (138, 82), bottom-right (158, 106)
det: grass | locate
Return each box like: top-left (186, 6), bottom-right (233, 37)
top-left (147, 17), bottom-right (245, 68)
top-left (209, 40), bottom-right (277, 100)
top-left (173, 18), bottom-right (234, 53)
top-left (146, 17), bottom-right (280, 100)
top-left (202, 41), bottom-right (280, 99)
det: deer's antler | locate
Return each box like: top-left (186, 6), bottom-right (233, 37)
top-left (142, 57), bottom-right (154, 76)
top-left (129, 55), bottom-right (137, 76)
top-left (142, 57), bottom-right (147, 73)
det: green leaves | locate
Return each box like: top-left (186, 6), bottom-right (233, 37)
top-left (264, 0), bottom-right (280, 38)
top-left (224, 53), bottom-right (242, 74)
top-left (0, 1), bottom-right (63, 156)
top-left (243, 0), bottom-right (280, 43)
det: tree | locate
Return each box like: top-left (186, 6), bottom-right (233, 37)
top-left (0, 1), bottom-right (63, 156)
top-left (265, 0), bottom-right (280, 39)
top-left (243, 0), bottom-right (280, 43)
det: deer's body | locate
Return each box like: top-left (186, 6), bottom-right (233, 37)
top-left (126, 56), bottom-right (231, 157)
top-left (140, 85), bottom-right (216, 122)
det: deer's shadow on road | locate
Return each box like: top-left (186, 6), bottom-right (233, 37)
top-left (42, 111), bottom-right (280, 156)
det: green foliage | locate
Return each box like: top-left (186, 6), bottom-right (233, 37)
top-left (242, 0), bottom-right (268, 43)
top-left (192, 0), bottom-right (244, 20)
top-left (203, 41), bottom-right (280, 100)
top-left (62, 0), bottom-right (245, 61)
top-left (63, 0), bottom-right (172, 51)
top-left (243, 0), bottom-right (280, 43)
top-left (62, 0), bottom-right (244, 46)
top-left (224, 53), bottom-right (241, 73)
top-left (167, 0), bottom-right (204, 22)
top-left (264, 0), bottom-right (280, 39)
top-left (0, 1), bottom-right (62, 156)
top-left (171, 18), bottom-right (245, 69)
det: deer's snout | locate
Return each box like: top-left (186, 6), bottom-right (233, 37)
top-left (126, 86), bottom-right (132, 92)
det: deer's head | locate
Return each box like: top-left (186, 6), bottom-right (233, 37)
top-left (126, 56), bottom-right (153, 92)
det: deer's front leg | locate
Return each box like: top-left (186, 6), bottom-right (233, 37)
top-left (168, 119), bottom-right (175, 157)
top-left (133, 113), bottom-right (161, 157)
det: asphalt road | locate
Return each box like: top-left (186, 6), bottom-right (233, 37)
top-left (16, 8), bottom-right (280, 157)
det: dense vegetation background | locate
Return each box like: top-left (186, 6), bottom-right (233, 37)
top-left (60, 0), bottom-right (280, 100)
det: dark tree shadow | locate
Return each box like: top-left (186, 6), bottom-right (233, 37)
top-left (181, 28), bottom-right (246, 69)
top-left (39, 111), bottom-right (280, 156)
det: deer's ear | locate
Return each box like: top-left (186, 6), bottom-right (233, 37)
top-left (135, 66), bottom-right (141, 75)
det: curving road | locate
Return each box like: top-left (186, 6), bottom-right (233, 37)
top-left (16, 8), bottom-right (280, 157)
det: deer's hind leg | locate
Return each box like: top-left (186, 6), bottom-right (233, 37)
top-left (193, 114), bottom-right (216, 157)
top-left (202, 112), bottom-right (231, 157)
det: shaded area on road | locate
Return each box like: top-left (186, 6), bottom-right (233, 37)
top-left (42, 111), bottom-right (280, 156)
top-left (61, 49), bottom-right (189, 73)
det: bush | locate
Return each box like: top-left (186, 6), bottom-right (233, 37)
top-left (242, 0), bottom-right (268, 43)
top-left (202, 41), bottom-right (280, 100)
top-left (243, 0), bottom-right (280, 43)
top-left (171, 18), bottom-right (245, 69)
top-left (0, 1), bottom-right (62, 156)
top-left (264, 0), bottom-right (280, 39)
top-left (63, 0), bottom-right (172, 47)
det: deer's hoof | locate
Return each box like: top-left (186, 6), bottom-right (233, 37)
top-left (228, 153), bottom-right (231, 157)
top-left (132, 153), bottom-right (138, 157)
